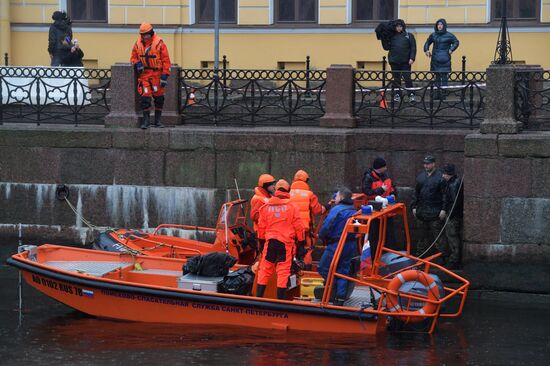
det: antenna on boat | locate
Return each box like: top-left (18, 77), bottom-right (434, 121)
top-left (234, 178), bottom-right (242, 201)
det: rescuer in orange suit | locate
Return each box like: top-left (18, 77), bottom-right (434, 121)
top-left (250, 173), bottom-right (276, 234)
top-left (289, 169), bottom-right (327, 270)
top-left (256, 179), bottom-right (305, 300)
top-left (130, 22), bottom-right (171, 129)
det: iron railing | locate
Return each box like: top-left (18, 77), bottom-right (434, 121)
top-left (0, 67), bottom-right (111, 126)
top-left (178, 68), bottom-right (326, 126)
top-left (514, 70), bottom-right (550, 131)
top-left (354, 71), bottom-right (486, 129)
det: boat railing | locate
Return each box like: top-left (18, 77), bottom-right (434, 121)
top-left (152, 224), bottom-right (217, 235)
top-left (123, 233), bottom-right (205, 256)
top-left (321, 202), bottom-right (470, 332)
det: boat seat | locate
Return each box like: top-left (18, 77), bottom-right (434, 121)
top-left (43, 261), bottom-right (133, 277)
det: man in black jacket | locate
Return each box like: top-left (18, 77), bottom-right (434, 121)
top-left (48, 11), bottom-right (72, 66)
top-left (411, 155), bottom-right (449, 260)
top-left (387, 19), bottom-right (416, 102)
top-left (441, 163), bottom-right (463, 269)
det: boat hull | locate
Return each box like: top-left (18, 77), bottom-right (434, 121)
top-left (12, 258), bottom-right (385, 335)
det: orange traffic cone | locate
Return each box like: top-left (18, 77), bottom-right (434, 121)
top-left (187, 89), bottom-right (196, 106)
top-left (379, 90), bottom-right (387, 109)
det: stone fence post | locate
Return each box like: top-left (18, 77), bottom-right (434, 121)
top-left (320, 64), bottom-right (357, 128)
top-left (480, 65), bottom-right (522, 134)
top-left (105, 63), bottom-right (181, 128)
top-left (105, 63), bottom-right (140, 128)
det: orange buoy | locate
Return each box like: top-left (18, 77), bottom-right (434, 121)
top-left (386, 270), bottom-right (439, 323)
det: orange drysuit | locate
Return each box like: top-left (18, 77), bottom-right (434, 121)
top-left (257, 191), bottom-right (304, 289)
top-left (289, 180), bottom-right (326, 266)
top-left (130, 33), bottom-right (171, 110)
top-left (250, 187), bottom-right (271, 231)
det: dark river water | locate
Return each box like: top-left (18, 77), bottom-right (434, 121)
top-left (1, 243), bottom-right (549, 366)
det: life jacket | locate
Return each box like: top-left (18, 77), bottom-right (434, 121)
top-left (289, 180), bottom-right (324, 230)
top-left (131, 34), bottom-right (170, 74)
top-left (367, 170), bottom-right (395, 201)
top-left (257, 191), bottom-right (305, 245)
top-left (250, 187), bottom-right (271, 231)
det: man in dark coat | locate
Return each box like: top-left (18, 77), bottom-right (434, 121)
top-left (441, 163), bottom-right (463, 269)
top-left (48, 11), bottom-right (73, 66)
top-left (424, 19), bottom-right (459, 99)
top-left (411, 155), bottom-right (449, 260)
top-left (387, 19), bottom-right (417, 102)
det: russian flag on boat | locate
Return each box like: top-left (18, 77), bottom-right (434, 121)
top-left (82, 289), bottom-right (94, 298)
top-left (360, 235), bottom-right (372, 275)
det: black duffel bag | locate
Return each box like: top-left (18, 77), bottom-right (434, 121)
top-left (219, 266), bottom-right (255, 295)
top-left (182, 252), bottom-right (237, 277)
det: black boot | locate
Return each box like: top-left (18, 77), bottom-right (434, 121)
top-left (154, 110), bottom-right (164, 128)
top-left (256, 284), bottom-right (266, 298)
top-left (140, 111), bottom-right (150, 129)
top-left (276, 287), bottom-right (287, 300)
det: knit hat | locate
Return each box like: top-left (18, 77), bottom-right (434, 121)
top-left (372, 157), bottom-right (387, 170)
top-left (441, 163), bottom-right (456, 175)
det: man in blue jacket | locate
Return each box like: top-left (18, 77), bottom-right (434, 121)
top-left (317, 187), bottom-right (357, 305)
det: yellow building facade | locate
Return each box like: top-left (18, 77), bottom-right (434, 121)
top-left (1, 0), bottom-right (550, 70)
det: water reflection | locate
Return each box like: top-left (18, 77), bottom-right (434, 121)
top-left (1, 254), bottom-right (549, 365)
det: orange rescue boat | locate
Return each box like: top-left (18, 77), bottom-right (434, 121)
top-left (8, 203), bottom-right (469, 335)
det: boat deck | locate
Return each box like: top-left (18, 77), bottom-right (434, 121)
top-left (43, 261), bottom-right (133, 277)
top-left (344, 286), bottom-right (380, 308)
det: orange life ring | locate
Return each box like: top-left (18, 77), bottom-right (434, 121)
top-left (386, 270), bottom-right (440, 323)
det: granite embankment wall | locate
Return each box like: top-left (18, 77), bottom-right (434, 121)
top-left (0, 126), bottom-right (548, 292)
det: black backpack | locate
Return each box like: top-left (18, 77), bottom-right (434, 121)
top-left (182, 252), bottom-right (237, 277)
top-left (219, 267), bottom-right (255, 295)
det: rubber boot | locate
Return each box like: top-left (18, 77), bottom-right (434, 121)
top-left (276, 287), bottom-right (287, 300)
top-left (140, 111), bottom-right (150, 130)
top-left (256, 284), bottom-right (266, 298)
top-left (154, 110), bottom-right (164, 128)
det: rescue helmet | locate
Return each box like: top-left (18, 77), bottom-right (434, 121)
top-left (258, 174), bottom-right (276, 188)
top-left (139, 22), bottom-right (154, 34)
top-left (293, 170), bottom-right (309, 182)
top-left (275, 179), bottom-right (290, 192)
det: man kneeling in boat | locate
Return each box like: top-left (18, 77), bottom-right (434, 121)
top-left (256, 179), bottom-right (305, 300)
top-left (317, 187), bottom-right (357, 305)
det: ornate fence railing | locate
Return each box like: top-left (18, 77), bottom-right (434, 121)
top-left (514, 70), bottom-right (550, 131)
top-left (354, 71), bottom-right (486, 129)
top-left (178, 68), bottom-right (326, 126)
top-left (0, 67), bottom-right (111, 126)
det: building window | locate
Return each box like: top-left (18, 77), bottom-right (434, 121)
top-left (197, 0), bottom-right (237, 23)
top-left (68, 0), bottom-right (107, 22)
top-left (492, 0), bottom-right (539, 20)
top-left (354, 0), bottom-right (396, 21)
top-left (277, 0), bottom-right (318, 22)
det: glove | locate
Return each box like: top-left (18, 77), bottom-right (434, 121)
top-left (135, 62), bottom-right (144, 74)
top-left (296, 240), bottom-right (307, 261)
top-left (439, 210), bottom-right (446, 220)
top-left (412, 208), bottom-right (417, 218)
top-left (160, 74), bottom-right (169, 88)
